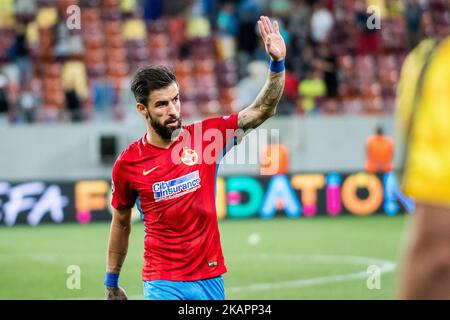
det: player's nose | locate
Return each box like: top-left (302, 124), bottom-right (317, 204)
top-left (167, 102), bottom-right (178, 116)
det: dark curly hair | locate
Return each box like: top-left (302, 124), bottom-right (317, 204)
top-left (130, 65), bottom-right (177, 106)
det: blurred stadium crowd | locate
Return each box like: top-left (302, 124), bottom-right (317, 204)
top-left (0, 0), bottom-right (448, 124)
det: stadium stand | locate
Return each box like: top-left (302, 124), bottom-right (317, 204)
top-left (0, 0), bottom-right (448, 124)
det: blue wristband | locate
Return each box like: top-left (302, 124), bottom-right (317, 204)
top-left (269, 59), bottom-right (285, 73)
top-left (104, 273), bottom-right (119, 287)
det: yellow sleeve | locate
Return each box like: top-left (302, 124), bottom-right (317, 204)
top-left (399, 36), bottom-right (450, 206)
top-left (395, 38), bottom-right (436, 146)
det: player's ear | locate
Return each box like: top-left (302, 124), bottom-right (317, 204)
top-left (136, 103), bottom-right (149, 119)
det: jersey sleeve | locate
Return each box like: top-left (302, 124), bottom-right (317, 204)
top-left (398, 36), bottom-right (450, 206)
top-left (111, 158), bottom-right (137, 210)
top-left (201, 113), bottom-right (239, 161)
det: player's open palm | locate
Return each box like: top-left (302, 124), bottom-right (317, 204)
top-left (106, 286), bottom-right (128, 300)
top-left (257, 16), bottom-right (286, 62)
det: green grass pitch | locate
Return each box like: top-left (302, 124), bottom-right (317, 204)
top-left (0, 215), bottom-right (411, 299)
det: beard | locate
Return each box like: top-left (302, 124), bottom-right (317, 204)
top-left (149, 114), bottom-right (182, 141)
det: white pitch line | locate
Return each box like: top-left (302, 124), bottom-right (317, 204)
top-left (63, 254), bottom-right (396, 300)
top-left (227, 254), bottom-right (396, 293)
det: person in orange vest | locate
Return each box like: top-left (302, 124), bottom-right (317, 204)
top-left (365, 126), bottom-right (394, 173)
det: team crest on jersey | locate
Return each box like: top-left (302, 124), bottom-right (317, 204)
top-left (181, 148), bottom-right (198, 166)
top-left (152, 170), bottom-right (201, 202)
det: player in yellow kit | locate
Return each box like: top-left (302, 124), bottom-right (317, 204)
top-left (396, 35), bottom-right (450, 299)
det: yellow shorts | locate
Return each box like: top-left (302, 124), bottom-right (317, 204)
top-left (397, 36), bottom-right (450, 207)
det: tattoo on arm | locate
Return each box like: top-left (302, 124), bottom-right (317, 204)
top-left (238, 71), bottom-right (285, 132)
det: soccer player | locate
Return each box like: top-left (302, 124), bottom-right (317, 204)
top-left (396, 35), bottom-right (450, 299)
top-left (105, 16), bottom-right (286, 300)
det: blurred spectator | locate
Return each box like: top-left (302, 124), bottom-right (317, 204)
top-left (91, 79), bottom-right (117, 120)
top-left (269, 0), bottom-right (291, 18)
top-left (367, 0), bottom-right (388, 18)
top-left (315, 44), bottom-right (338, 99)
top-left (287, 0), bottom-right (310, 74)
top-left (385, 0), bottom-right (405, 18)
top-left (54, 21), bottom-right (83, 58)
top-left (253, 40), bottom-right (267, 61)
top-left (237, 0), bottom-right (262, 55)
top-left (18, 84), bottom-right (38, 124)
top-left (299, 46), bottom-right (315, 77)
top-left (216, 34), bottom-right (237, 60)
top-left (162, 0), bottom-right (187, 17)
top-left (310, 2), bottom-right (334, 44)
top-left (405, 0), bottom-right (424, 49)
top-left (277, 67), bottom-right (298, 115)
top-left (201, 0), bottom-right (221, 29)
top-left (36, 6), bottom-right (58, 29)
top-left (121, 0), bottom-right (138, 15)
top-left (186, 12), bottom-right (211, 39)
top-left (62, 59), bottom-right (88, 121)
top-left (0, 0), bottom-right (15, 28)
top-left (123, 17), bottom-right (147, 40)
top-left (288, 0), bottom-right (310, 43)
top-left (7, 24), bottom-right (32, 86)
top-left (235, 60), bottom-right (267, 109)
top-left (143, 0), bottom-right (164, 21)
top-left (62, 59), bottom-right (88, 99)
top-left (277, 18), bottom-right (291, 48)
top-left (65, 89), bottom-right (82, 122)
top-left (284, 68), bottom-right (299, 103)
top-left (298, 69), bottom-right (327, 114)
top-left (216, 2), bottom-right (238, 36)
top-left (0, 73), bottom-right (10, 123)
top-left (116, 76), bottom-right (137, 122)
top-left (365, 126), bottom-right (394, 173)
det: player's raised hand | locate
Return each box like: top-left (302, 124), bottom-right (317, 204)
top-left (257, 16), bottom-right (286, 62)
top-left (106, 286), bottom-right (128, 300)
